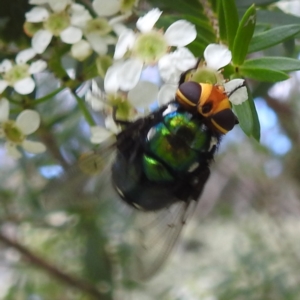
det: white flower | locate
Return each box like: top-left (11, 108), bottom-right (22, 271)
top-left (204, 44), bottom-right (232, 71)
top-left (114, 9), bottom-right (196, 61)
top-left (29, 0), bottom-right (72, 12)
top-left (93, 0), bottom-right (136, 17)
top-left (83, 18), bottom-right (116, 55)
top-left (0, 48), bottom-right (47, 95)
top-left (224, 79), bottom-right (248, 105)
top-left (93, 0), bottom-right (122, 17)
top-left (26, 2), bottom-right (92, 54)
top-left (158, 47), bottom-right (197, 84)
top-left (105, 9), bottom-right (197, 92)
top-left (0, 98), bottom-right (46, 158)
top-left (71, 40), bottom-right (93, 61)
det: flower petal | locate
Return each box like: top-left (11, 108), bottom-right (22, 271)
top-left (0, 59), bottom-right (12, 72)
top-left (14, 77), bottom-right (35, 95)
top-left (114, 29), bottom-right (135, 59)
top-left (16, 48), bottom-right (37, 64)
top-left (60, 26), bottom-right (82, 44)
top-left (49, 0), bottom-right (72, 12)
top-left (70, 3), bottom-right (92, 27)
top-left (128, 81), bottom-right (159, 108)
top-left (204, 44), bottom-right (232, 70)
top-left (111, 22), bottom-right (129, 36)
top-left (0, 80), bottom-right (8, 93)
top-left (224, 79), bottom-right (248, 105)
top-left (158, 53), bottom-right (180, 84)
top-left (85, 80), bottom-right (105, 111)
top-left (173, 47), bottom-right (197, 71)
top-left (22, 140), bottom-right (46, 154)
top-left (93, 0), bottom-right (121, 17)
top-left (71, 40), bottom-right (93, 61)
top-left (16, 110), bottom-right (40, 135)
top-left (104, 115), bottom-right (120, 134)
top-left (136, 8), bottom-right (162, 33)
top-left (0, 97), bottom-right (9, 122)
top-left (118, 58), bottom-right (143, 91)
top-left (32, 30), bottom-right (53, 54)
top-left (5, 142), bottom-right (22, 159)
top-left (85, 33), bottom-right (108, 55)
top-left (90, 126), bottom-right (114, 144)
top-left (25, 6), bottom-right (49, 23)
top-left (164, 20), bottom-right (196, 47)
top-left (29, 60), bottom-right (47, 74)
top-left (104, 63), bottom-right (122, 93)
top-left (158, 84), bottom-right (177, 106)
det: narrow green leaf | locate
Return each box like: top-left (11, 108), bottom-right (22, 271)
top-left (249, 24), bottom-right (300, 52)
top-left (232, 4), bottom-right (256, 65)
top-left (248, 93), bottom-right (260, 142)
top-left (256, 9), bottom-right (300, 26)
top-left (218, 1), bottom-right (227, 42)
top-left (234, 90), bottom-right (260, 141)
top-left (222, 0), bottom-right (239, 49)
top-left (243, 57), bottom-right (300, 72)
top-left (239, 66), bottom-right (289, 82)
top-left (234, 102), bottom-right (252, 136)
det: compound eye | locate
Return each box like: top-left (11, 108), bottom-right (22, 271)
top-left (176, 81), bottom-right (202, 108)
top-left (211, 109), bottom-right (237, 134)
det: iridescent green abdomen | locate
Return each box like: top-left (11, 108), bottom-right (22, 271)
top-left (143, 111), bottom-right (211, 183)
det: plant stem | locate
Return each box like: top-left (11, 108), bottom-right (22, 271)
top-left (0, 231), bottom-right (105, 299)
top-left (73, 92), bottom-right (96, 126)
top-left (34, 87), bottom-right (65, 106)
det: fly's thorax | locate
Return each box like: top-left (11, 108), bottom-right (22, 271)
top-left (142, 111), bottom-right (215, 183)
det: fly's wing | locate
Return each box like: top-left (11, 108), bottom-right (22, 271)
top-left (41, 137), bottom-right (118, 211)
top-left (125, 199), bottom-right (198, 280)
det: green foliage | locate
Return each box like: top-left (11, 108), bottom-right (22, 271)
top-left (233, 87), bottom-right (260, 141)
top-left (243, 57), bottom-right (300, 72)
top-left (218, 0), bottom-right (239, 49)
top-left (239, 66), bottom-right (290, 82)
top-left (249, 24), bottom-right (300, 53)
top-left (231, 4), bottom-right (256, 65)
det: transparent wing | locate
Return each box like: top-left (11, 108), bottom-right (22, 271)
top-left (127, 199), bottom-right (197, 280)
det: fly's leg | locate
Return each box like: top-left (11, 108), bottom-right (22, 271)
top-left (112, 106), bottom-right (132, 126)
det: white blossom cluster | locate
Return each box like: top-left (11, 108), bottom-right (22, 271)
top-left (87, 8), bottom-right (248, 144)
top-left (0, 0), bottom-right (248, 158)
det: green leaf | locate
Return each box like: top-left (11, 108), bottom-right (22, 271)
top-left (256, 9), bottom-right (300, 26)
top-left (243, 57), bottom-right (300, 72)
top-left (239, 66), bottom-right (289, 82)
top-left (217, 1), bottom-right (227, 42)
top-left (234, 90), bottom-right (260, 141)
top-left (249, 24), bottom-right (300, 52)
top-left (221, 0), bottom-right (239, 49)
top-left (232, 4), bottom-right (256, 65)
